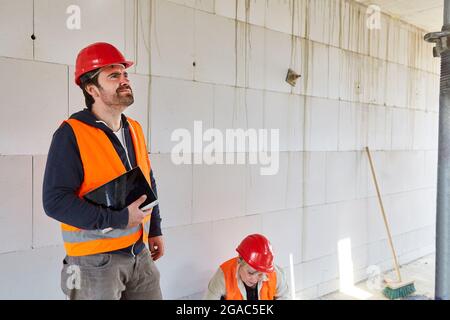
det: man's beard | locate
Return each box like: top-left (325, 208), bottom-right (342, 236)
top-left (116, 88), bottom-right (134, 106)
top-left (100, 86), bottom-right (134, 107)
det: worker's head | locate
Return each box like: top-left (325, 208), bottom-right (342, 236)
top-left (75, 42), bottom-right (134, 111)
top-left (236, 234), bottom-right (274, 287)
top-left (237, 257), bottom-right (266, 288)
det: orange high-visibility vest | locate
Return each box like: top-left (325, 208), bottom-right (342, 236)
top-left (61, 117), bottom-right (152, 256)
top-left (220, 257), bottom-right (277, 300)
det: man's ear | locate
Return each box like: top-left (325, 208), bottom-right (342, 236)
top-left (85, 83), bottom-right (100, 98)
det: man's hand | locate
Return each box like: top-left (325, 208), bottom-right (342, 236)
top-left (126, 195), bottom-right (149, 228)
top-left (148, 236), bottom-right (164, 261)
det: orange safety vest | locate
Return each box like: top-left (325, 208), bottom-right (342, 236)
top-left (220, 257), bottom-right (277, 300)
top-left (61, 117), bottom-right (152, 256)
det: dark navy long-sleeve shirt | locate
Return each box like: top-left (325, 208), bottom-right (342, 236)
top-left (43, 109), bottom-right (162, 252)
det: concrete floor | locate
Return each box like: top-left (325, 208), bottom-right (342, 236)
top-left (320, 254), bottom-right (435, 300)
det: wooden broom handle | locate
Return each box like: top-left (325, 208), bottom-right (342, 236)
top-left (365, 147), bottom-right (402, 282)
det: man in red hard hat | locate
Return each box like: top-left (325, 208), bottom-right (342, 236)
top-left (43, 42), bottom-right (163, 300)
top-left (205, 234), bottom-right (289, 300)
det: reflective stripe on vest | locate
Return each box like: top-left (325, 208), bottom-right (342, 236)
top-left (62, 225), bottom-right (141, 243)
top-left (220, 257), bottom-right (277, 300)
top-left (62, 117), bottom-right (152, 256)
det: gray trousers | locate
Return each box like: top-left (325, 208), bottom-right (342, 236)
top-left (61, 248), bottom-right (162, 300)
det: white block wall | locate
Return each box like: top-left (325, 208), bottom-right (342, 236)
top-left (0, 0), bottom-right (439, 299)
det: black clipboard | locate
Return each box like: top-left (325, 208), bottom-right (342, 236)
top-left (83, 166), bottom-right (159, 212)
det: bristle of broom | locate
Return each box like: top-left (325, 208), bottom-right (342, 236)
top-left (382, 282), bottom-right (416, 300)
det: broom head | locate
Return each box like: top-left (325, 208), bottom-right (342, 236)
top-left (382, 280), bottom-right (416, 299)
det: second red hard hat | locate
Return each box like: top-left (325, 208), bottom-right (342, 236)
top-left (236, 234), bottom-right (274, 273)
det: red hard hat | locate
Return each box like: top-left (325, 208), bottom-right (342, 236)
top-left (74, 42), bottom-right (133, 86)
top-left (236, 234), bottom-right (274, 273)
